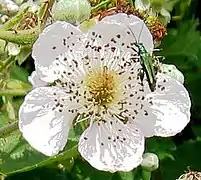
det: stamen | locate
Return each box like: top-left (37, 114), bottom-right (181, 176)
top-left (84, 66), bottom-right (121, 106)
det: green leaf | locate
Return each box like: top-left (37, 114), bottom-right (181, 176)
top-left (16, 46), bottom-right (32, 65)
top-left (10, 66), bottom-right (29, 83)
top-left (0, 79), bottom-right (31, 96)
top-left (6, 79), bottom-right (31, 90)
top-left (146, 137), bottom-right (176, 160)
top-left (160, 19), bottom-right (201, 62)
top-left (69, 159), bottom-right (114, 180)
top-left (160, 138), bottom-right (201, 180)
top-left (0, 130), bottom-right (79, 176)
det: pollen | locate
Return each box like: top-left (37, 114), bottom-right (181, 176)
top-left (85, 66), bottom-right (119, 106)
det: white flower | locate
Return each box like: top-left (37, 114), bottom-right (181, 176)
top-left (19, 13), bottom-right (191, 172)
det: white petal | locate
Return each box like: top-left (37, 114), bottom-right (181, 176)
top-left (84, 13), bottom-right (153, 69)
top-left (78, 120), bottom-right (144, 172)
top-left (32, 21), bottom-right (85, 82)
top-left (134, 0), bottom-right (150, 10)
top-left (160, 8), bottom-right (171, 23)
top-left (19, 86), bottom-right (76, 156)
top-left (161, 64), bottom-right (184, 84)
top-left (134, 74), bottom-right (191, 137)
top-left (28, 71), bottom-right (48, 88)
top-left (7, 42), bottom-right (20, 56)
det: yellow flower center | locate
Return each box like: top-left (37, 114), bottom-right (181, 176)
top-left (85, 66), bottom-right (120, 106)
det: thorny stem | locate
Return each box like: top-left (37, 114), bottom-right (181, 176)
top-left (91, 0), bottom-right (111, 12)
top-left (0, 89), bottom-right (31, 96)
top-left (0, 28), bottom-right (38, 45)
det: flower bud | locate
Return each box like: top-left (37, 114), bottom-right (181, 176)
top-left (52, 0), bottom-right (91, 25)
top-left (140, 153), bottom-right (159, 171)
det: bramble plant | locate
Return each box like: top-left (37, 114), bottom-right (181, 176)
top-left (0, 0), bottom-right (200, 180)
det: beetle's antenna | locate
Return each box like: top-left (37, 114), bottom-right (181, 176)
top-left (120, 20), bottom-right (138, 43)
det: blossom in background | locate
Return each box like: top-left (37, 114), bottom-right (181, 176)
top-left (19, 13), bottom-right (191, 172)
top-left (135, 0), bottom-right (171, 25)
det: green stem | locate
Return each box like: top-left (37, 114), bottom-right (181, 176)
top-left (141, 170), bottom-right (151, 180)
top-left (0, 121), bottom-right (18, 138)
top-left (38, 0), bottom-right (56, 31)
top-left (91, 0), bottom-right (111, 12)
top-left (0, 28), bottom-right (38, 45)
top-left (0, 7), bottom-right (29, 31)
top-left (0, 89), bottom-right (30, 96)
top-left (6, 145), bottom-right (79, 176)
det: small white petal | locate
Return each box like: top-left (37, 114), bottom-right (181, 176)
top-left (160, 8), bottom-right (171, 23)
top-left (7, 42), bottom-right (20, 56)
top-left (19, 86), bottom-right (76, 156)
top-left (32, 21), bottom-right (85, 83)
top-left (28, 71), bottom-right (48, 88)
top-left (78, 120), bottom-right (144, 172)
top-left (134, 74), bottom-right (191, 137)
top-left (135, 0), bottom-right (150, 10)
top-left (161, 64), bottom-right (184, 84)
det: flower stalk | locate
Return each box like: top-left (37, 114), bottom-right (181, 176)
top-left (0, 28), bottom-right (38, 45)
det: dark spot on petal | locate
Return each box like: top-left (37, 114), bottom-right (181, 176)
top-left (111, 47), bottom-right (116, 52)
top-left (117, 34), bottom-right (121, 38)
